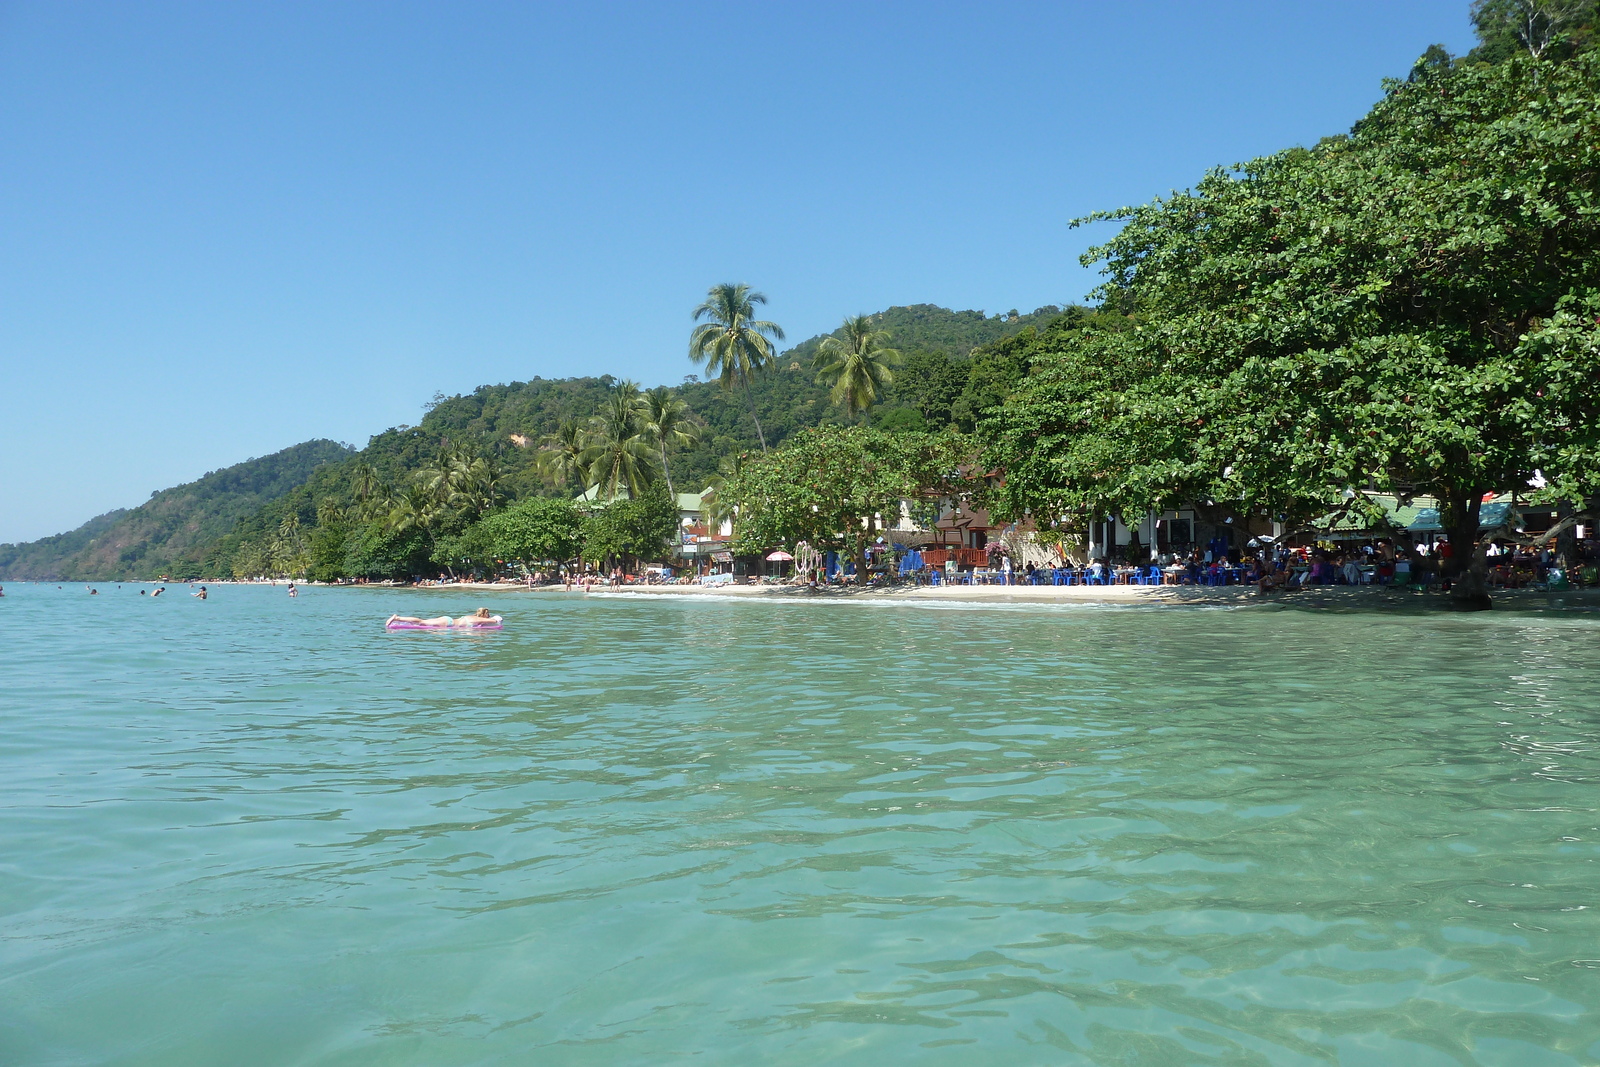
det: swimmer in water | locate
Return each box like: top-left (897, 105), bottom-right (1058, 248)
top-left (192, 586), bottom-right (208, 600)
top-left (287, 583), bottom-right (297, 597)
top-left (152, 587), bottom-right (165, 597)
top-left (90, 588), bottom-right (98, 595)
top-left (140, 589), bottom-right (146, 595)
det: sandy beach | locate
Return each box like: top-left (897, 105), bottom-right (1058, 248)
top-left (371, 579), bottom-right (1600, 608)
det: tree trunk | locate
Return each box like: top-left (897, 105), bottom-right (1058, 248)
top-left (1442, 490), bottom-right (1492, 611)
top-left (742, 379), bottom-right (769, 453)
top-left (1555, 501), bottom-right (1578, 576)
top-left (661, 451), bottom-right (675, 500)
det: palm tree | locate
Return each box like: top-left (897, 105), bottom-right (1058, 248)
top-left (638, 386), bottom-right (699, 498)
top-left (351, 461), bottom-right (389, 522)
top-left (812, 314), bottom-right (902, 418)
top-left (536, 420), bottom-right (590, 490)
top-left (389, 484), bottom-right (439, 543)
top-left (689, 283), bottom-right (785, 452)
top-left (277, 513), bottom-right (305, 558)
top-left (415, 446), bottom-right (461, 512)
top-left (451, 453), bottom-right (504, 518)
top-left (582, 382), bottom-right (659, 500)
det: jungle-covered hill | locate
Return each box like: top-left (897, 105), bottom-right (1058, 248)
top-left (0, 440), bottom-right (354, 580)
top-left (0, 304), bottom-right (1067, 580)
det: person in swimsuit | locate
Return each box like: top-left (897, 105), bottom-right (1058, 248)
top-left (388, 614), bottom-right (455, 626)
top-left (287, 583), bottom-right (298, 597)
top-left (386, 607), bottom-right (497, 627)
top-left (191, 586), bottom-right (207, 600)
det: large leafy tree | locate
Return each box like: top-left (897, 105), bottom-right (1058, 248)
top-left (724, 425), bottom-right (970, 581)
top-left (689, 283), bottom-right (785, 452)
top-left (985, 53), bottom-right (1600, 608)
top-left (1469, 0), bottom-right (1599, 63)
top-left (812, 315), bottom-right (903, 418)
top-left (473, 495), bottom-right (588, 572)
top-left (581, 484), bottom-right (679, 571)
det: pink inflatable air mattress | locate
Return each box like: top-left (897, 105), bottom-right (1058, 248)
top-left (385, 617), bottom-right (502, 630)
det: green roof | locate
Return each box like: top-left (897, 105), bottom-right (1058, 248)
top-left (1314, 493), bottom-right (1515, 536)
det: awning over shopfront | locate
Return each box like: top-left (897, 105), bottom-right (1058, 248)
top-left (1313, 494), bottom-right (1516, 539)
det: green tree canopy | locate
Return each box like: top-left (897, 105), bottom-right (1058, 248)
top-left (812, 315), bottom-right (902, 418)
top-left (581, 484), bottom-right (679, 571)
top-left (689, 283), bottom-right (785, 452)
top-left (476, 496), bottom-right (585, 568)
top-left (582, 381), bottom-right (659, 500)
top-left (723, 425), bottom-right (971, 579)
top-left (985, 53), bottom-right (1600, 606)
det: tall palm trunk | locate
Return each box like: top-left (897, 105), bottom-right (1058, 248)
top-left (742, 379), bottom-right (768, 453)
top-left (660, 451), bottom-right (675, 499)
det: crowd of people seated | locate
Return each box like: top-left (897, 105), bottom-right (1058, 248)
top-left (382, 533), bottom-right (1600, 592)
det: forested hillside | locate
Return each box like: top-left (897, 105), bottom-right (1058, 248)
top-left (0, 440), bottom-right (354, 580)
top-left (0, 303), bottom-right (1069, 580)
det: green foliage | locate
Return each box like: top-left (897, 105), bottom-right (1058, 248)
top-left (473, 496), bottom-right (586, 568)
top-left (871, 405), bottom-right (928, 433)
top-left (638, 385), bottom-right (698, 497)
top-left (689, 283), bottom-right (786, 451)
top-left (0, 440), bottom-right (353, 580)
top-left (812, 315), bottom-right (902, 417)
top-left (986, 53), bottom-right (1600, 585)
top-left (344, 524), bottom-right (431, 580)
top-left (723, 425), bottom-right (972, 576)
top-left (306, 501), bottom-right (351, 583)
top-left (1468, 0), bottom-right (1599, 64)
top-left (782, 304), bottom-right (1064, 367)
top-left (2, 304), bottom-right (1080, 581)
top-left (581, 484), bottom-right (678, 568)
top-left (581, 381), bottom-right (661, 498)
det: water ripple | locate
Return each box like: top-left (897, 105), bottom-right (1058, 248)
top-left (2, 585), bottom-right (1599, 1065)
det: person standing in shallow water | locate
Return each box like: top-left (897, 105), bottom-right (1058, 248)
top-left (287, 583), bottom-right (297, 597)
top-left (191, 586), bottom-right (207, 600)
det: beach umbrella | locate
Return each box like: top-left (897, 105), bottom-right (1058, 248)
top-left (766, 550), bottom-right (794, 561)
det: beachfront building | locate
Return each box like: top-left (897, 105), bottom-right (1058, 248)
top-left (572, 485), bottom-right (729, 575)
top-left (670, 490), bottom-right (736, 573)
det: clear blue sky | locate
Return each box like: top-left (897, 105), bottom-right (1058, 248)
top-left (0, 1), bottom-right (1476, 543)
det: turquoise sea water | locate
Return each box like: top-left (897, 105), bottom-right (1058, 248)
top-left (2, 583), bottom-right (1599, 1066)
